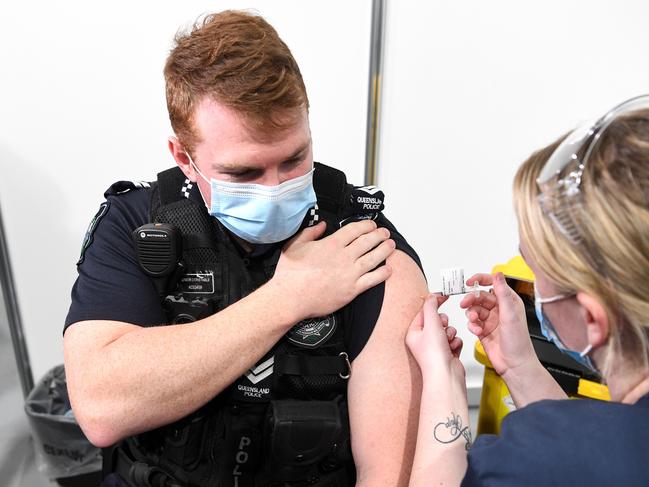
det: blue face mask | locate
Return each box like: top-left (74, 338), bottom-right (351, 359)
top-left (534, 289), bottom-right (598, 374)
top-left (189, 155), bottom-right (317, 244)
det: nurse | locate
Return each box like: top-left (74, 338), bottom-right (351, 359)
top-left (407, 95), bottom-right (649, 486)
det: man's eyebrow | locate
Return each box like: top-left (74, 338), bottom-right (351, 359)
top-left (284, 141), bottom-right (311, 161)
top-left (212, 161), bottom-right (258, 172)
top-left (210, 141), bottom-right (311, 172)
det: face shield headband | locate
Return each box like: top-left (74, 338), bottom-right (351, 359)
top-left (537, 94), bottom-right (649, 244)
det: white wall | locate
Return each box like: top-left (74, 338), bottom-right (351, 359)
top-left (379, 0), bottom-right (649, 387)
top-left (0, 1), bottom-right (371, 380)
top-left (4, 0), bottom-right (649, 390)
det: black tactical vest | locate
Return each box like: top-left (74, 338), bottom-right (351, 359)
top-left (108, 163), bottom-right (386, 487)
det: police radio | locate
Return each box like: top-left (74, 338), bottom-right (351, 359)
top-left (132, 223), bottom-right (183, 296)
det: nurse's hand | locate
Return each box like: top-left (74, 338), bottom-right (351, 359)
top-left (406, 294), bottom-right (464, 381)
top-left (459, 272), bottom-right (536, 379)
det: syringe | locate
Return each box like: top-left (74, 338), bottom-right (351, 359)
top-left (438, 267), bottom-right (490, 297)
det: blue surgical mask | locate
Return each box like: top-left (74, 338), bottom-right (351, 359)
top-left (189, 155), bottom-right (317, 244)
top-left (534, 289), bottom-right (598, 374)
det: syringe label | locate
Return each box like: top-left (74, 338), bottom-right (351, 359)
top-left (440, 267), bottom-right (466, 296)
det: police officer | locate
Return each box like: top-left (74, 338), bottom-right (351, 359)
top-left (63, 10), bottom-right (428, 487)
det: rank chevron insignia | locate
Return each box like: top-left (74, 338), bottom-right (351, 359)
top-left (357, 185), bottom-right (382, 195)
top-left (244, 356), bottom-right (274, 384)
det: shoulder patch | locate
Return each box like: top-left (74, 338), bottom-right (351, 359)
top-left (104, 180), bottom-right (151, 198)
top-left (287, 314), bottom-right (338, 348)
top-left (77, 202), bottom-right (110, 265)
top-left (351, 185), bottom-right (384, 212)
top-left (339, 185), bottom-right (385, 227)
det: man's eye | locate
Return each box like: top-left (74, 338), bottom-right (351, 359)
top-left (282, 158), bottom-right (302, 169)
top-left (228, 170), bottom-right (260, 181)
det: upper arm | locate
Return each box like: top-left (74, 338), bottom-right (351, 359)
top-left (64, 319), bottom-right (140, 388)
top-left (64, 319), bottom-right (141, 363)
top-left (64, 192), bottom-right (166, 332)
top-left (347, 250), bottom-right (428, 486)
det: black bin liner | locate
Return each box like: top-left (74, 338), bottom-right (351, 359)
top-left (24, 364), bottom-right (102, 484)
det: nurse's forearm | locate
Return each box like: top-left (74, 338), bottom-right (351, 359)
top-left (502, 359), bottom-right (567, 408)
top-left (409, 372), bottom-right (470, 487)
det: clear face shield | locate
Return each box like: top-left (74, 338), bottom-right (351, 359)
top-left (537, 94), bottom-right (649, 243)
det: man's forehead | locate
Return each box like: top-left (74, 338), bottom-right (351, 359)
top-left (193, 96), bottom-right (309, 144)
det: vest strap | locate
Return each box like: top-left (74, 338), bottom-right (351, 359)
top-left (157, 168), bottom-right (189, 206)
top-left (182, 232), bottom-right (215, 249)
top-left (313, 162), bottom-right (348, 215)
top-left (275, 353), bottom-right (351, 378)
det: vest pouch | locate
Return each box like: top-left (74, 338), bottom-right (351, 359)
top-left (161, 412), bottom-right (209, 473)
top-left (265, 399), bottom-right (343, 482)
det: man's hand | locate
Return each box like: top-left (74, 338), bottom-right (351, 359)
top-left (271, 220), bottom-right (395, 319)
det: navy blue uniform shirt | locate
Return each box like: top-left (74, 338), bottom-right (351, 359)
top-left (463, 393), bottom-right (649, 486)
top-left (65, 177), bottom-right (422, 362)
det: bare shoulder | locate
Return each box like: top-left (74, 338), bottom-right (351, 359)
top-left (383, 250), bottom-right (427, 320)
top-left (353, 249), bottom-right (427, 362)
top-left (347, 251), bottom-right (427, 484)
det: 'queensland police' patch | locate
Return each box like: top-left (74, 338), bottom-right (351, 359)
top-left (77, 202), bottom-right (110, 265)
top-left (352, 185), bottom-right (384, 212)
top-left (287, 314), bottom-right (337, 348)
top-left (232, 355), bottom-right (274, 403)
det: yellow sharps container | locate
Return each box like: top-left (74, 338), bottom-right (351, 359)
top-left (474, 256), bottom-right (610, 436)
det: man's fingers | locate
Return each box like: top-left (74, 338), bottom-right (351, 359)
top-left (355, 239), bottom-right (396, 272)
top-left (346, 227), bottom-right (391, 256)
top-left (330, 219), bottom-right (378, 246)
top-left (286, 221), bottom-right (326, 246)
top-left (356, 263), bottom-right (392, 293)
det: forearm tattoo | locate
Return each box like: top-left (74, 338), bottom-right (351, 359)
top-left (433, 412), bottom-right (472, 451)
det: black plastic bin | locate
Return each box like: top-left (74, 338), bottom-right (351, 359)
top-left (24, 364), bottom-right (102, 486)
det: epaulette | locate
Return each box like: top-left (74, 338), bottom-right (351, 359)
top-left (104, 180), bottom-right (152, 198)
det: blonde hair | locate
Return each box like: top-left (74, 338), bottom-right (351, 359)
top-left (514, 109), bottom-right (649, 379)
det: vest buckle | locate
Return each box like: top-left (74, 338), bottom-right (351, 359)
top-left (338, 352), bottom-right (351, 379)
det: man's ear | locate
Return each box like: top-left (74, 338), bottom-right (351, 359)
top-left (168, 136), bottom-right (196, 182)
top-left (576, 292), bottom-right (610, 349)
